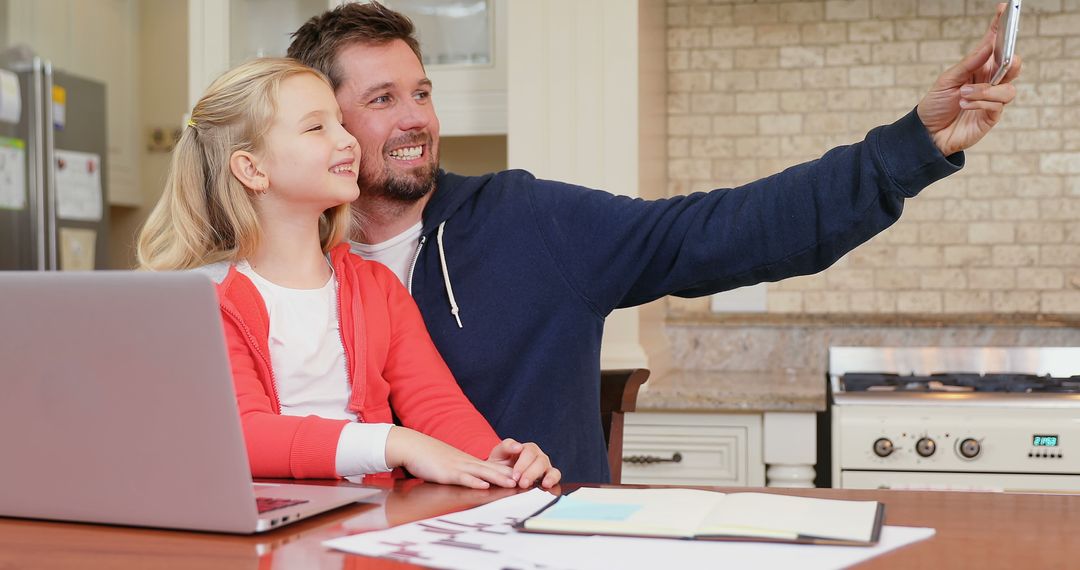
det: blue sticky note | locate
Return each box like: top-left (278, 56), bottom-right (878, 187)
top-left (542, 495), bottom-right (643, 521)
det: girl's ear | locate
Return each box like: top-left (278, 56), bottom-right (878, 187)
top-left (230, 150), bottom-right (269, 194)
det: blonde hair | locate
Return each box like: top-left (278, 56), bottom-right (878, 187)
top-left (137, 58), bottom-right (352, 270)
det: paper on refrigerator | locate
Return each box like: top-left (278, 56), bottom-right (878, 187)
top-left (323, 488), bottom-right (936, 570)
top-left (59, 227), bottom-right (96, 270)
top-left (0, 137), bottom-right (26, 210)
top-left (55, 149), bottom-right (102, 221)
top-left (0, 70), bottom-right (21, 124)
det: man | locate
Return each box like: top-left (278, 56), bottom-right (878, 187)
top-left (288, 3), bottom-right (1019, 483)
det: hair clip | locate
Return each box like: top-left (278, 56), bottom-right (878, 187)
top-left (186, 118), bottom-right (197, 128)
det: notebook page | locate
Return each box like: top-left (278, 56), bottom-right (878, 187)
top-left (525, 488), bottom-right (724, 537)
top-left (700, 493), bottom-right (879, 543)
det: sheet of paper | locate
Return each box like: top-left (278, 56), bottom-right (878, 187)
top-left (323, 489), bottom-right (936, 570)
top-left (0, 70), bottom-right (21, 124)
top-left (0, 137), bottom-right (27, 210)
top-left (59, 227), bottom-right (96, 270)
top-left (325, 489), bottom-right (563, 570)
top-left (55, 149), bottom-right (102, 221)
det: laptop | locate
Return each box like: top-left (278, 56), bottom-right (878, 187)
top-left (0, 270), bottom-right (381, 534)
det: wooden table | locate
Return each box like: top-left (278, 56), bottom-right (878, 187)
top-left (3, 480), bottom-right (1080, 569)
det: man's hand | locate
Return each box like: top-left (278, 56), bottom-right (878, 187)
top-left (384, 427), bottom-right (518, 489)
top-left (917, 3), bottom-right (1021, 157)
top-left (487, 438), bottom-right (562, 489)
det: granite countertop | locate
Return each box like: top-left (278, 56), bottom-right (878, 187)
top-left (667, 312), bottom-right (1080, 328)
top-left (635, 369), bottom-right (827, 413)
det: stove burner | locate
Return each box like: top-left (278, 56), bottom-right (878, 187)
top-left (1033, 379), bottom-right (1080, 394)
top-left (863, 379), bottom-right (974, 393)
top-left (841, 372), bottom-right (1080, 393)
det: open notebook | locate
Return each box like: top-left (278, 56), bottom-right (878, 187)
top-left (516, 487), bottom-right (884, 546)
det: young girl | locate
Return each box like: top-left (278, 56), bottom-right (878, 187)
top-left (137, 58), bottom-right (560, 490)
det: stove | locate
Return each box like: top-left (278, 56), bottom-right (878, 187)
top-left (829, 347), bottom-right (1080, 493)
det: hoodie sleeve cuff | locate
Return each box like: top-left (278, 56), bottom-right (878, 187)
top-left (335, 422), bottom-right (393, 477)
top-left (870, 106), bottom-right (964, 199)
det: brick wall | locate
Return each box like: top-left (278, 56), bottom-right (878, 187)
top-left (666, 0), bottom-right (1080, 316)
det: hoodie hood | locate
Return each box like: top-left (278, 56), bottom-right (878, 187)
top-left (420, 169), bottom-right (498, 234)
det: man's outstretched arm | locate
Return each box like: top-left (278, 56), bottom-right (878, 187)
top-left (526, 5), bottom-right (1021, 314)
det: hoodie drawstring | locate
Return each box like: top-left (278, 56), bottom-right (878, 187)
top-left (436, 221), bottom-right (463, 328)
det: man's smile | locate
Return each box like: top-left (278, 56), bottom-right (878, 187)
top-left (388, 145), bottom-right (424, 161)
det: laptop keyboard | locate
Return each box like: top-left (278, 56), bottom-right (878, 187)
top-left (256, 497), bottom-right (309, 514)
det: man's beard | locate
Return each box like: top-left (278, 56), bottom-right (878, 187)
top-left (358, 152), bottom-right (438, 204)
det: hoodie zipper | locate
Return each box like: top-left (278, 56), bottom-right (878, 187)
top-left (407, 235), bottom-right (427, 295)
top-left (332, 262), bottom-right (361, 422)
top-left (221, 302), bottom-right (282, 414)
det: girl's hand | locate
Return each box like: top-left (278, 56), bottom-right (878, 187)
top-left (385, 427), bottom-right (517, 489)
top-left (487, 438), bottom-right (562, 489)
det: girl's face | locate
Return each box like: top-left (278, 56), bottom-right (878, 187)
top-left (257, 73), bottom-right (361, 212)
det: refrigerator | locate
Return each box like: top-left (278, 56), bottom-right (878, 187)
top-left (0, 53), bottom-right (108, 271)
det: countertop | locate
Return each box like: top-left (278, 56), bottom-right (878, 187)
top-left (6, 481), bottom-right (1080, 569)
top-left (667, 312), bottom-right (1080, 328)
top-left (635, 369), bottom-right (827, 413)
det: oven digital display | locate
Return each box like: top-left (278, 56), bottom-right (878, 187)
top-left (1033, 435), bottom-right (1059, 447)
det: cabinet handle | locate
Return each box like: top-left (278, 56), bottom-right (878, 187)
top-left (622, 452), bottom-right (683, 465)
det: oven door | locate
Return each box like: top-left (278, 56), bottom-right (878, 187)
top-left (841, 470), bottom-right (1080, 493)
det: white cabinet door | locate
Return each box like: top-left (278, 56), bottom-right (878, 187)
top-left (622, 412), bottom-right (765, 487)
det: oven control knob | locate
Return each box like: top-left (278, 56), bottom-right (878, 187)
top-left (959, 438), bottom-right (981, 459)
top-left (873, 438), bottom-right (894, 457)
top-left (916, 438), bottom-right (936, 457)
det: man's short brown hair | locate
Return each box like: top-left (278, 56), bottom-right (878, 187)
top-left (288, 1), bottom-right (423, 90)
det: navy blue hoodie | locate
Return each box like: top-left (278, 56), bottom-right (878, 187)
top-left (352, 109), bottom-right (961, 483)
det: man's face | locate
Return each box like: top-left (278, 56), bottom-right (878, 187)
top-left (334, 39), bottom-right (441, 203)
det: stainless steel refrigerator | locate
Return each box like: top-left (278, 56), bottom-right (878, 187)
top-left (0, 54), bottom-right (108, 270)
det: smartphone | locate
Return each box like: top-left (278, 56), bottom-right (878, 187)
top-left (990, 0), bottom-right (1022, 85)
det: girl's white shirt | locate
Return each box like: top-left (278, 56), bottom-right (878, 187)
top-left (236, 260), bottom-right (391, 476)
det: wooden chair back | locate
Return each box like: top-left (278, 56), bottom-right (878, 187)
top-left (599, 368), bottom-right (650, 484)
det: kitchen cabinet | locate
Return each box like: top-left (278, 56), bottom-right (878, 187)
top-left (622, 412), bottom-right (765, 486)
top-left (623, 410), bottom-right (818, 487)
top-left (188, 0), bottom-right (333, 108)
top-left (388, 0), bottom-right (507, 136)
top-left (227, 0), bottom-right (330, 67)
top-left (189, 0), bottom-right (507, 137)
top-left (5, 0), bottom-right (141, 206)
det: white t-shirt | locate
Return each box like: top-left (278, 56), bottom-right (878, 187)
top-left (236, 261), bottom-right (391, 476)
top-left (350, 221), bottom-right (423, 286)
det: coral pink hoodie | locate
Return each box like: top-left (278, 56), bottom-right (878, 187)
top-left (216, 243), bottom-right (499, 479)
